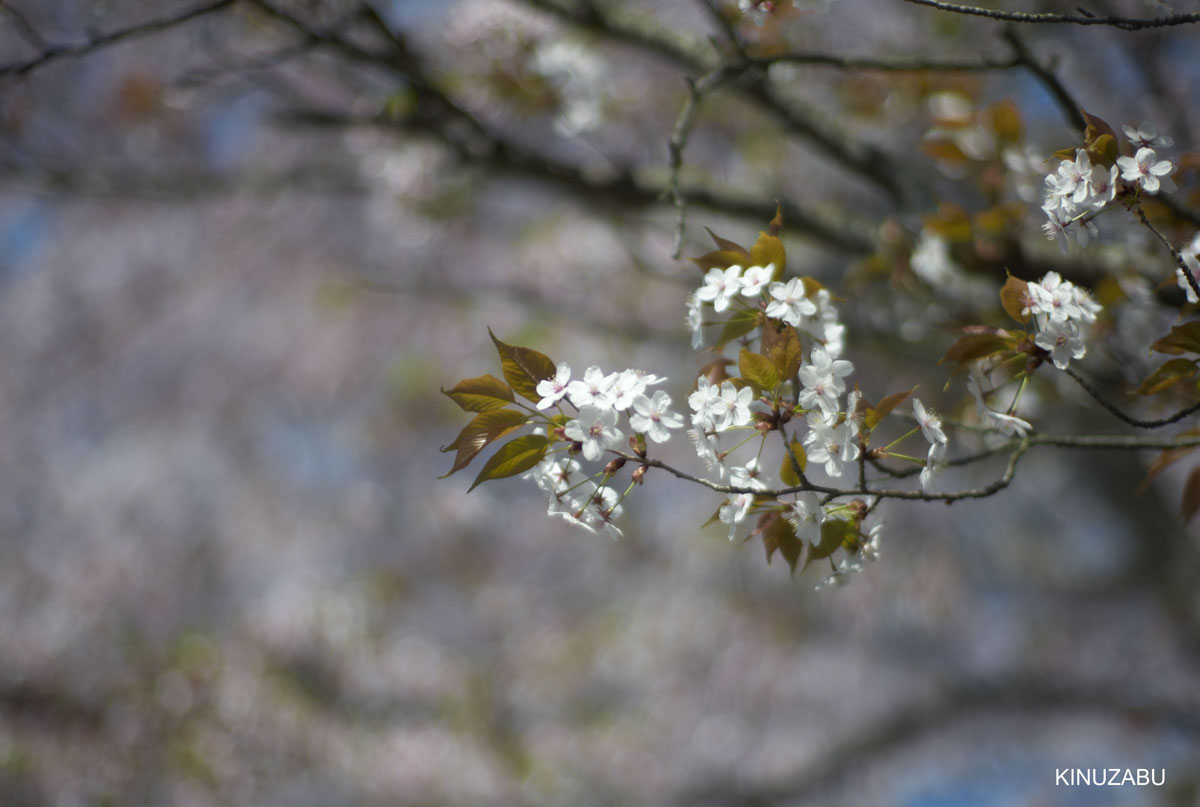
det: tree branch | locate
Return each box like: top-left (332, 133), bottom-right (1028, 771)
top-left (0, 0), bottom-right (239, 78)
top-left (1001, 27), bottom-right (1086, 132)
top-left (1063, 366), bottom-right (1200, 429)
top-left (903, 0), bottom-right (1200, 29)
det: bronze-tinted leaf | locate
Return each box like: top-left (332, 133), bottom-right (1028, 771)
top-left (691, 249), bottom-right (749, 273)
top-left (779, 441), bottom-right (807, 486)
top-left (1135, 358), bottom-right (1198, 396)
top-left (1136, 447), bottom-right (1196, 496)
top-left (695, 358), bottom-right (733, 386)
top-left (1151, 321), bottom-right (1200, 356)
top-left (704, 227), bottom-right (749, 257)
top-left (468, 434), bottom-right (549, 492)
top-left (488, 328), bottom-right (556, 402)
top-left (939, 330), bottom-right (1016, 365)
top-left (440, 408), bottom-right (530, 477)
top-left (756, 510), bottom-right (803, 573)
top-left (864, 386), bottom-right (916, 431)
top-left (739, 348), bottom-right (779, 393)
top-left (999, 271), bottom-right (1031, 325)
top-left (767, 204), bottom-right (783, 237)
top-left (1182, 466), bottom-right (1200, 523)
top-left (762, 320), bottom-right (803, 380)
top-left (441, 374), bottom-right (515, 412)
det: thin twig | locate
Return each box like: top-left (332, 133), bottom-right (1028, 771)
top-left (618, 430), bottom-right (1200, 503)
top-left (668, 67), bottom-right (733, 259)
top-left (1135, 203), bottom-right (1200, 301)
top-left (1064, 366), bottom-right (1200, 429)
top-left (903, 0), bottom-right (1200, 29)
top-left (750, 51), bottom-right (1020, 72)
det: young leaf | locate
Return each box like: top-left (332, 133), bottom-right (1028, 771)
top-left (441, 374), bottom-right (515, 412)
top-left (1082, 108), bottom-right (1119, 166)
top-left (999, 271), bottom-right (1031, 325)
top-left (864, 386), bottom-right (917, 432)
top-left (695, 358), bottom-right (733, 386)
top-left (767, 203), bottom-right (783, 237)
top-left (440, 408), bottom-right (530, 478)
top-left (761, 321), bottom-right (803, 380)
top-left (488, 329), bottom-right (557, 403)
top-left (804, 517), bottom-right (857, 568)
top-left (1136, 446), bottom-right (1196, 496)
top-left (691, 249), bottom-right (749, 273)
top-left (468, 434), bottom-right (549, 492)
top-left (1151, 321), bottom-right (1200, 356)
top-left (940, 330), bottom-right (1016, 365)
top-left (748, 231), bottom-right (786, 276)
top-left (739, 348), bottom-right (780, 392)
top-left (1135, 358), bottom-right (1198, 396)
top-left (1182, 466), bottom-right (1200, 523)
top-left (779, 441), bottom-right (807, 486)
top-left (755, 510), bottom-right (803, 573)
top-left (704, 227), bottom-right (749, 257)
top-left (715, 309), bottom-right (762, 348)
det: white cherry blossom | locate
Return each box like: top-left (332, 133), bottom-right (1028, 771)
top-left (696, 265), bottom-right (744, 312)
top-left (629, 390), bottom-right (684, 443)
top-left (535, 362), bottom-right (572, 409)
top-left (564, 405), bottom-right (624, 461)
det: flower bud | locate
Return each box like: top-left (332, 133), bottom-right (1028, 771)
top-left (603, 457), bottom-right (627, 476)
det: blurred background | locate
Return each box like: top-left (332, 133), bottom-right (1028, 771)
top-left (2, 0), bottom-right (1200, 804)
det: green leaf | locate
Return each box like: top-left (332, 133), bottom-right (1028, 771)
top-left (1151, 321), bottom-right (1200, 356)
top-left (748, 231), bottom-right (786, 277)
top-left (1135, 358), bottom-right (1198, 396)
top-left (779, 441), bottom-right (807, 486)
top-left (999, 271), bottom-right (1031, 325)
top-left (715, 309), bottom-right (762, 348)
top-left (1082, 109), bottom-right (1119, 166)
top-left (488, 329), bottom-right (556, 402)
top-left (864, 385), bottom-right (916, 431)
top-left (441, 409), bottom-right (530, 478)
top-left (804, 517), bottom-right (858, 568)
top-left (468, 434), bottom-right (549, 491)
top-left (441, 374), bottom-right (515, 412)
top-left (939, 329), bottom-right (1016, 365)
top-left (755, 511), bottom-right (803, 573)
top-left (761, 321), bottom-right (803, 380)
top-left (738, 348), bottom-right (779, 392)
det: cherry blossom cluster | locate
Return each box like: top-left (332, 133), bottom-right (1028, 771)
top-left (688, 263), bottom-right (845, 356)
top-left (738, 0), bottom-right (840, 25)
top-left (1022, 271), bottom-right (1102, 370)
top-left (1041, 122), bottom-right (1176, 250)
top-left (525, 363), bottom-right (683, 538)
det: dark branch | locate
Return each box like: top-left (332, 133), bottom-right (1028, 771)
top-left (903, 0), bottom-right (1200, 29)
top-left (0, 0), bottom-right (239, 78)
top-left (1002, 28), bottom-right (1086, 132)
top-left (1063, 366), bottom-right (1200, 429)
